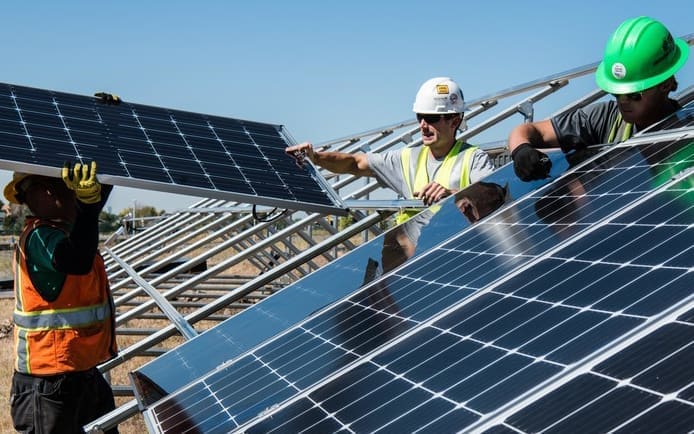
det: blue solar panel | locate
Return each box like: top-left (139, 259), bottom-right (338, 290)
top-left (130, 104), bottom-right (694, 411)
top-left (229, 154), bottom-right (694, 433)
top-left (131, 153), bottom-right (571, 406)
top-left (494, 312), bottom-right (694, 433)
top-left (143, 134), bottom-right (694, 432)
top-left (0, 82), bottom-right (343, 214)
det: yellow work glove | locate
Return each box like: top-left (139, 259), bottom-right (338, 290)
top-left (62, 161), bottom-right (102, 204)
top-left (94, 92), bottom-right (122, 105)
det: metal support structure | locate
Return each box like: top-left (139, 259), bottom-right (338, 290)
top-left (105, 248), bottom-right (198, 340)
top-left (85, 211), bottom-right (391, 433)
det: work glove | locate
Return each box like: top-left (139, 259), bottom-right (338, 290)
top-left (62, 161), bottom-right (102, 204)
top-left (511, 143), bottom-right (552, 181)
top-left (94, 92), bottom-right (122, 105)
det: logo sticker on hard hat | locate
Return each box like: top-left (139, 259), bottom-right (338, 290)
top-left (611, 63), bottom-right (627, 80)
top-left (436, 84), bottom-right (450, 94)
top-left (449, 93), bottom-right (459, 105)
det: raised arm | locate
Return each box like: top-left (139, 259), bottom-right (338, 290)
top-left (53, 161), bottom-right (104, 274)
top-left (508, 119), bottom-right (560, 152)
top-left (285, 142), bottom-right (373, 177)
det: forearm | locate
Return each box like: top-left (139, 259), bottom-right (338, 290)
top-left (52, 203), bottom-right (100, 274)
top-left (99, 184), bottom-right (113, 212)
top-left (508, 120), bottom-right (559, 151)
top-left (312, 151), bottom-right (373, 177)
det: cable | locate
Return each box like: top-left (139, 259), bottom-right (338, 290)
top-left (252, 205), bottom-right (288, 223)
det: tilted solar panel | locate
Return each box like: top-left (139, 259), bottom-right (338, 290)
top-left (130, 105), bottom-right (686, 404)
top-left (131, 150), bottom-right (572, 406)
top-left (0, 82), bottom-right (344, 214)
top-left (237, 173), bottom-right (692, 433)
top-left (143, 132), bottom-right (694, 432)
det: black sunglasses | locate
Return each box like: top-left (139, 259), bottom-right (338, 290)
top-left (416, 113), bottom-right (458, 124)
top-left (611, 91), bottom-right (644, 102)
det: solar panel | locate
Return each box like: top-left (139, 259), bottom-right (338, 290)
top-left (253, 175), bottom-right (694, 432)
top-left (231, 146), bottom-right (694, 434)
top-left (131, 151), bottom-right (572, 406)
top-left (0, 82), bottom-right (344, 214)
top-left (143, 133), bottom-right (694, 432)
top-left (494, 312), bottom-right (694, 433)
top-left (343, 182), bottom-right (690, 429)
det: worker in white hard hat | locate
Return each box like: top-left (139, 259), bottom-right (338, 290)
top-left (286, 77), bottom-right (496, 271)
top-left (286, 77), bottom-right (495, 226)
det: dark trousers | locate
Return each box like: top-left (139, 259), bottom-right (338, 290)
top-left (10, 368), bottom-right (118, 434)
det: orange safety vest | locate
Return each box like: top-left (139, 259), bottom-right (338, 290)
top-left (396, 140), bottom-right (477, 224)
top-left (13, 217), bottom-right (117, 375)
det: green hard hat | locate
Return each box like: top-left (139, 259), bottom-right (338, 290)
top-left (595, 16), bottom-right (689, 94)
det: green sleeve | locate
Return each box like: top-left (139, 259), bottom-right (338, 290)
top-left (24, 226), bottom-right (67, 302)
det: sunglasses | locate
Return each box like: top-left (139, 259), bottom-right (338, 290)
top-left (611, 91), bottom-right (644, 102)
top-left (416, 113), bottom-right (458, 124)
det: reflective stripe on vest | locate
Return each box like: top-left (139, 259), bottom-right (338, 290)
top-left (397, 141), bottom-right (477, 224)
top-left (607, 112), bottom-right (633, 143)
top-left (13, 301), bottom-right (111, 330)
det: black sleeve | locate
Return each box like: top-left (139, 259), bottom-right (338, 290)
top-left (52, 201), bottom-right (103, 275)
top-left (99, 184), bottom-right (114, 212)
top-left (550, 101), bottom-right (619, 152)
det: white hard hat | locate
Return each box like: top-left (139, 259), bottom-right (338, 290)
top-left (412, 77), bottom-right (465, 114)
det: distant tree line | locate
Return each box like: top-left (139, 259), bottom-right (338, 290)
top-left (1, 199), bottom-right (165, 235)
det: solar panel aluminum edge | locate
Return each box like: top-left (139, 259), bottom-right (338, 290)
top-left (0, 82), bottom-right (345, 215)
top-left (143, 136), bottom-right (694, 433)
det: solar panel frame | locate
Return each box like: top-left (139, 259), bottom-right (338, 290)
top-left (0, 82), bottom-right (346, 214)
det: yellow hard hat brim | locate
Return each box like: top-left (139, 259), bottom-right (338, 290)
top-left (3, 173), bottom-right (32, 204)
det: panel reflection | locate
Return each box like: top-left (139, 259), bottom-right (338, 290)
top-left (134, 151), bottom-right (569, 404)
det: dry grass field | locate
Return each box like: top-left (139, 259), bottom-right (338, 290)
top-left (0, 247), bottom-right (15, 432)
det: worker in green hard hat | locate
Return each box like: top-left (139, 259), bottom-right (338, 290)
top-left (508, 16), bottom-right (690, 182)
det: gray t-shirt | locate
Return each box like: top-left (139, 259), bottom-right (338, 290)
top-left (551, 99), bottom-right (680, 152)
top-left (365, 142), bottom-right (495, 245)
top-left (365, 142), bottom-right (495, 199)
top-left (551, 100), bottom-right (621, 152)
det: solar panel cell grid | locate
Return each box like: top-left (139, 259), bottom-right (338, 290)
top-left (0, 82), bottom-right (342, 213)
top-left (247, 150), bottom-right (692, 431)
top-left (145, 140), bottom-right (692, 432)
top-left (230, 187), bottom-right (691, 433)
top-left (499, 320), bottom-right (694, 433)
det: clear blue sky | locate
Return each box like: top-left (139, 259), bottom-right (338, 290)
top-left (1, 0), bottom-right (692, 214)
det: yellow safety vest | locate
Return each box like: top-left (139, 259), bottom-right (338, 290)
top-left (607, 112), bottom-right (633, 143)
top-left (396, 140), bottom-right (477, 224)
